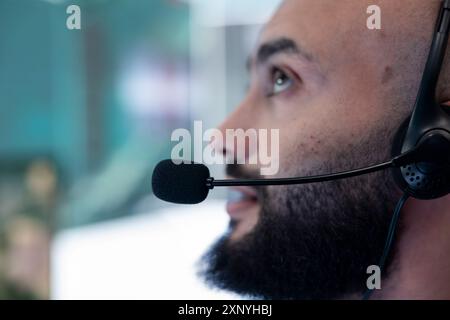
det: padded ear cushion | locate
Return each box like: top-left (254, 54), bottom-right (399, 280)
top-left (393, 125), bottom-right (450, 199)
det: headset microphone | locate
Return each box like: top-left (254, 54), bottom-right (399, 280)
top-left (152, 145), bottom-right (423, 205)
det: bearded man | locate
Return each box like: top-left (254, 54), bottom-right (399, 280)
top-left (200, 0), bottom-right (450, 300)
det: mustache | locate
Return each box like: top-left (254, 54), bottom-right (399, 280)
top-left (225, 164), bottom-right (262, 180)
top-left (225, 164), bottom-right (268, 203)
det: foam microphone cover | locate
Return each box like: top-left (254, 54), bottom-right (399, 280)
top-left (152, 160), bottom-right (211, 204)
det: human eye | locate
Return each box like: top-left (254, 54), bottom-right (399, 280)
top-left (267, 67), bottom-right (295, 97)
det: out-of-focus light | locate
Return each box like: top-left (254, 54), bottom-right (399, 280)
top-left (118, 52), bottom-right (189, 118)
top-left (185, 0), bottom-right (282, 26)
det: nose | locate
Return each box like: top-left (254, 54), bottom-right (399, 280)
top-left (215, 95), bottom-right (258, 164)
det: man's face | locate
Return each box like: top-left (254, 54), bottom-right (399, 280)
top-left (200, 0), bottom-right (424, 299)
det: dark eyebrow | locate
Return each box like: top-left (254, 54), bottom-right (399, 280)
top-left (250, 37), bottom-right (313, 69)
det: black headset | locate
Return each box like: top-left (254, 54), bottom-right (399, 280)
top-left (393, 0), bottom-right (450, 200)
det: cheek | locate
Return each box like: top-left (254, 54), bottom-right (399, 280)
top-left (254, 87), bottom-right (380, 177)
top-left (275, 119), bottom-right (336, 176)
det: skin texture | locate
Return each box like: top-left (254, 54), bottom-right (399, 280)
top-left (202, 0), bottom-right (450, 299)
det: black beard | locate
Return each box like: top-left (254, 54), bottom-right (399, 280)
top-left (199, 134), bottom-right (401, 299)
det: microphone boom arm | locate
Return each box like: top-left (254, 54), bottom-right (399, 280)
top-left (207, 147), bottom-right (420, 189)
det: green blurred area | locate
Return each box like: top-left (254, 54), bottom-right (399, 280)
top-left (0, 0), bottom-right (190, 299)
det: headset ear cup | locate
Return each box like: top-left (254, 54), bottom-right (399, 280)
top-left (395, 129), bottom-right (450, 199)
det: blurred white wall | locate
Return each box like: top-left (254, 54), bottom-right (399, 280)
top-left (51, 201), bottom-right (239, 299)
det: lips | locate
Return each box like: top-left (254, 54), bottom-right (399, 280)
top-left (226, 185), bottom-right (259, 220)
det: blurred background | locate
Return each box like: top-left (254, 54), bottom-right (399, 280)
top-left (0, 0), bottom-right (280, 299)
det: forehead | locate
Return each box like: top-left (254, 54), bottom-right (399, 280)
top-left (256, 0), bottom-right (374, 67)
